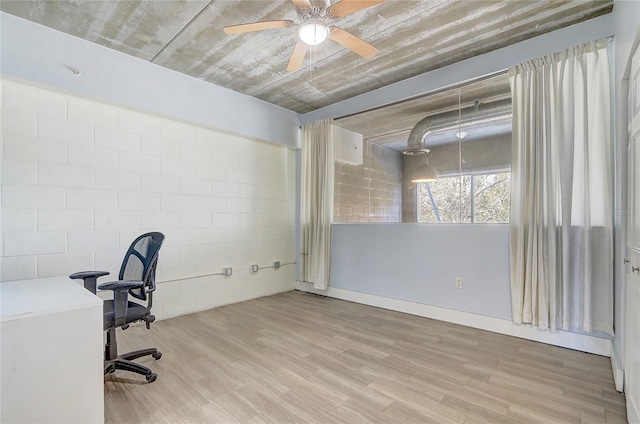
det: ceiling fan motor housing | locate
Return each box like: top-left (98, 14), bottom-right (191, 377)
top-left (297, 4), bottom-right (330, 22)
top-left (305, 0), bottom-right (332, 12)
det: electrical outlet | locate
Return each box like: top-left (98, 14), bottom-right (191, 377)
top-left (273, 261), bottom-right (280, 269)
top-left (224, 267), bottom-right (233, 277)
top-left (251, 264), bottom-right (259, 273)
top-left (455, 277), bottom-right (463, 289)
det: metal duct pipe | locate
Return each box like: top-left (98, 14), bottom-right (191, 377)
top-left (403, 98), bottom-right (512, 155)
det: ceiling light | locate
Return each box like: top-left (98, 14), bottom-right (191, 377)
top-left (298, 21), bottom-right (328, 46)
top-left (411, 156), bottom-right (439, 183)
top-left (456, 131), bottom-right (468, 139)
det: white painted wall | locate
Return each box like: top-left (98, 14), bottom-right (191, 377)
top-left (0, 12), bottom-right (301, 148)
top-left (0, 79), bottom-right (297, 319)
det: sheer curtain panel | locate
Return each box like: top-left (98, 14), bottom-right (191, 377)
top-left (301, 119), bottom-right (334, 290)
top-left (509, 39), bottom-right (613, 335)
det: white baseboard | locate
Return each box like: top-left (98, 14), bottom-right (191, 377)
top-left (295, 282), bottom-right (612, 357)
top-left (609, 343), bottom-right (625, 392)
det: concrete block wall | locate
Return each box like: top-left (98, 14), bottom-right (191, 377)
top-left (334, 141), bottom-right (401, 222)
top-left (0, 79), bottom-right (296, 319)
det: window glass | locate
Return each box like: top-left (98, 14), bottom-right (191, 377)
top-left (473, 172), bottom-right (511, 223)
top-left (417, 172), bottom-right (510, 223)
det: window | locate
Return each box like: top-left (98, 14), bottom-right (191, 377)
top-left (417, 171), bottom-right (510, 223)
top-left (334, 72), bottom-right (512, 224)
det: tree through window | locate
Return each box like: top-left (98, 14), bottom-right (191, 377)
top-left (417, 172), bottom-right (510, 223)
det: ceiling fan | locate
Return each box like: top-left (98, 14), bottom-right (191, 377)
top-left (223, 0), bottom-right (387, 72)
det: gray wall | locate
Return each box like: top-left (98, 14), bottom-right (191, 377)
top-left (330, 223), bottom-right (512, 320)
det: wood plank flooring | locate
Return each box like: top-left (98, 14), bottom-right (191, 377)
top-left (105, 291), bottom-right (627, 423)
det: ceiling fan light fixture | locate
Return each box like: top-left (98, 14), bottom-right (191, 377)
top-left (298, 21), bottom-right (328, 45)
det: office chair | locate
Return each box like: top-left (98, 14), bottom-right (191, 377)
top-left (70, 232), bottom-right (165, 383)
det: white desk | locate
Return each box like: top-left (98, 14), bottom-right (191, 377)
top-left (1, 276), bottom-right (104, 423)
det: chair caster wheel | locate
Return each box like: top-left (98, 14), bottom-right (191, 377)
top-left (147, 373), bottom-right (157, 383)
top-left (152, 352), bottom-right (162, 360)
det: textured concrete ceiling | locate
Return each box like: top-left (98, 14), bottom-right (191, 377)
top-left (1, 0), bottom-right (612, 114)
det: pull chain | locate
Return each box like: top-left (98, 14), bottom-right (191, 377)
top-left (309, 44), bottom-right (315, 82)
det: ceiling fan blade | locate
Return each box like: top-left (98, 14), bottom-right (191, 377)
top-left (287, 40), bottom-right (308, 72)
top-left (328, 0), bottom-right (387, 17)
top-left (291, 0), bottom-right (312, 9)
top-left (329, 27), bottom-right (379, 59)
top-left (223, 20), bottom-right (293, 35)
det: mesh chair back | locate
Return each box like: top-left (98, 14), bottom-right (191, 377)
top-left (118, 232), bottom-right (165, 301)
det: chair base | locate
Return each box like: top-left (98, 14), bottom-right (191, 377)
top-left (105, 361), bottom-right (156, 382)
top-left (104, 328), bottom-right (161, 383)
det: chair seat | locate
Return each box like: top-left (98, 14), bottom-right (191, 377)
top-left (103, 300), bottom-right (149, 330)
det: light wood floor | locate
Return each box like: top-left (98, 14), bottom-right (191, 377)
top-left (105, 291), bottom-right (627, 423)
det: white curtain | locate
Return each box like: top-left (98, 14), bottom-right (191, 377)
top-left (300, 119), bottom-right (334, 290)
top-left (509, 39), bottom-right (613, 335)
